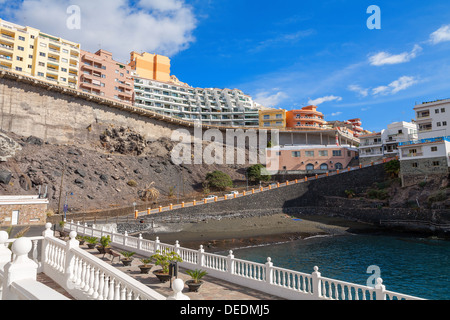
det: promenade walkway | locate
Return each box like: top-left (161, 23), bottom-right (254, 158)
top-left (80, 244), bottom-right (283, 300)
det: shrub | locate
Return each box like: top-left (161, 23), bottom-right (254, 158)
top-left (205, 171), bottom-right (233, 191)
top-left (247, 164), bottom-right (271, 183)
top-left (418, 181), bottom-right (427, 188)
top-left (384, 160), bottom-right (400, 178)
top-left (127, 180), bottom-right (137, 187)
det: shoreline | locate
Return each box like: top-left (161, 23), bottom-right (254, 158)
top-left (141, 213), bottom-right (383, 252)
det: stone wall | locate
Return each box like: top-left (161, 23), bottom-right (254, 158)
top-left (0, 203), bottom-right (47, 226)
top-left (400, 156), bottom-right (449, 187)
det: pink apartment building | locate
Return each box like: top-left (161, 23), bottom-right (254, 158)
top-left (78, 49), bottom-right (134, 104)
top-left (266, 145), bottom-right (358, 174)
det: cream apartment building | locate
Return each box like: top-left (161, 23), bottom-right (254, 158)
top-left (0, 18), bottom-right (80, 88)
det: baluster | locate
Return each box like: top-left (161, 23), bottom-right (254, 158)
top-left (92, 269), bottom-right (100, 299)
top-left (88, 266), bottom-right (95, 295)
top-left (80, 261), bottom-right (87, 288)
top-left (32, 239), bottom-right (38, 263)
top-left (103, 275), bottom-right (110, 300)
top-left (127, 289), bottom-right (133, 300)
top-left (108, 278), bottom-right (115, 300)
top-left (98, 272), bottom-right (105, 300)
top-left (348, 285), bottom-right (352, 300)
top-left (121, 286), bottom-right (127, 300)
top-left (114, 281), bottom-right (121, 300)
top-left (287, 272), bottom-right (291, 288)
top-left (83, 265), bottom-right (91, 292)
top-left (76, 257), bottom-right (83, 286)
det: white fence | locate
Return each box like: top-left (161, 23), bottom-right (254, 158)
top-left (66, 220), bottom-right (425, 300)
top-left (0, 224), bottom-right (167, 300)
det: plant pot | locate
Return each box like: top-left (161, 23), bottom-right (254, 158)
top-left (79, 240), bottom-right (85, 245)
top-left (186, 280), bottom-right (204, 292)
top-left (122, 259), bottom-right (133, 266)
top-left (139, 265), bottom-right (153, 274)
top-left (153, 270), bottom-right (172, 283)
top-left (87, 243), bottom-right (96, 249)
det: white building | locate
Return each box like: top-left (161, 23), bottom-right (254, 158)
top-left (133, 77), bottom-right (261, 127)
top-left (358, 121), bottom-right (417, 164)
top-left (414, 99), bottom-right (450, 139)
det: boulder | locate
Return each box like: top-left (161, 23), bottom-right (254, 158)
top-left (0, 170), bottom-right (12, 184)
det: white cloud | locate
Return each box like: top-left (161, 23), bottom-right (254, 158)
top-left (372, 76), bottom-right (418, 95)
top-left (368, 45), bottom-right (422, 66)
top-left (330, 112), bottom-right (342, 117)
top-left (308, 95), bottom-right (342, 106)
top-left (348, 84), bottom-right (369, 97)
top-left (430, 25), bottom-right (450, 44)
top-left (6, 0), bottom-right (197, 62)
top-left (254, 91), bottom-right (288, 107)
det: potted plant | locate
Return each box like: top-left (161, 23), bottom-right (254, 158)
top-left (76, 235), bottom-right (85, 245)
top-left (138, 257), bottom-right (154, 274)
top-left (85, 236), bottom-right (98, 249)
top-left (120, 251), bottom-right (136, 266)
top-left (185, 269), bottom-right (208, 292)
top-left (151, 249), bottom-right (182, 283)
top-left (97, 235), bottom-right (112, 255)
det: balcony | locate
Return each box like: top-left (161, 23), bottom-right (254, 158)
top-left (0, 54), bottom-right (12, 61)
top-left (402, 152), bottom-right (424, 158)
top-left (0, 42), bottom-right (13, 51)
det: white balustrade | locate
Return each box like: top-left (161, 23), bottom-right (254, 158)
top-left (64, 220), bottom-right (425, 301)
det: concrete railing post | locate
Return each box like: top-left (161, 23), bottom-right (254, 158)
top-left (198, 245), bottom-right (205, 267)
top-left (124, 231), bottom-right (128, 246)
top-left (311, 266), bottom-right (322, 299)
top-left (0, 230), bottom-right (12, 265)
top-left (227, 250), bottom-right (235, 275)
top-left (138, 234), bottom-right (143, 251)
top-left (174, 241), bottom-right (181, 256)
top-left (375, 278), bottom-right (386, 300)
top-left (265, 257), bottom-right (273, 284)
top-left (167, 279), bottom-right (190, 300)
top-left (3, 237), bottom-right (38, 300)
top-left (154, 237), bottom-right (160, 253)
top-left (65, 231), bottom-right (79, 287)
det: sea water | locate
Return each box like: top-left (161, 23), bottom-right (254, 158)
top-left (223, 234), bottom-right (450, 300)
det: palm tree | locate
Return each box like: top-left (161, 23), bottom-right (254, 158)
top-left (140, 182), bottom-right (160, 208)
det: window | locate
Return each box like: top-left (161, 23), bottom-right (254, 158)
top-left (305, 151), bottom-right (314, 157)
top-left (62, 49), bottom-right (69, 53)
top-left (292, 151), bottom-right (301, 157)
top-left (263, 115), bottom-right (270, 119)
top-left (38, 62), bottom-right (45, 66)
top-left (320, 163), bottom-right (328, 170)
top-left (18, 46), bottom-right (24, 51)
top-left (276, 152), bottom-right (281, 156)
top-left (319, 150), bottom-right (328, 157)
top-left (276, 114), bottom-right (282, 119)
top-left (432, 161), bottom-right (440, 167)
top-left (60, 77), bottom-right (66, 82)
top-left (431, 146), bottom-right (438, 152)
top-left (30, 45), bottom-right (34, 49)
top-left (18, 36), bottom-right (25, 41)
top-left (333, 150), bottom-right (342, 156)
top-left (335, 163), bottom-right (343, 169)
top-left (15, 67), bottom-right (22, 71)
top-left (61, 68), bottom-right (67, 72)
top-left (28, 65), bottom-right (32, 69)
top-left (16, 56), bottom-right (23, 61)
top-left (437, 122), bottom-right (441, 127)
top-left (441, 108), bottom-right (446, 113)
top-left (443, 121), bottom-right (447, 126)
top-left (28, 55), bottom-right (33, 59)
top-left (306, 164), bottom-right (314, 170)
top-left (40, 52), bottom-right (46, 57)
top-left (40, 43), bottom-right (47, 47)
top-left (412, 162), bottom-right (418, 168)
top-left (61, 58), bottom-right (68, 63)
top-left (435, 109), bottom-right (440, 114)
top-left (37, 72), bottom-right (44, 77)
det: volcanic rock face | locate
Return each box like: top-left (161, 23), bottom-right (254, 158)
top-left (0, 132), bottom-right (22, 162)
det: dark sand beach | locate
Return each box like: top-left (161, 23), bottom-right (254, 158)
top-left (142, 213), bottom-right (380, 252)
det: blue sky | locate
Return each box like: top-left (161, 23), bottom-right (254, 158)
top-left (2, 0), bottom-right (450, 132)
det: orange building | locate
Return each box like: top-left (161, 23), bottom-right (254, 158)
top-left (286, 106), bottom-right (326, 129)
top-left (129, 52), bottom-right (171, 82)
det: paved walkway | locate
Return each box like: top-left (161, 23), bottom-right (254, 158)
top-left (37, 242), bottom-right (283, 300)
top-left (82, 244), bottom-right (283, 300)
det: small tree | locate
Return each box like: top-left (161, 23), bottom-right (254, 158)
top-left (205, 170), bottom-right (233, 191)
top-left (247, 164), bottom-right (271, 183)
top-left (385, 159), bottom-right (400, 178)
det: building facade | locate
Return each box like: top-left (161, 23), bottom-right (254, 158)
top-left (0, 195), bottom-right (49, 226)
top-left (414, 99), bottom-right (450, 139)
top-left (266, 144), bottom-right (358, 174)
top-left (133, 77), bottom-right (260, 126)
top-left (129, 51), bottom-right (171, 83)
top-left (78, 49), bottom-right (134, 103)
top-left (259, 108), bottom-right (286, 129)
top-left (0, 18), bottom-right (80, 88)
top-left (286, 106), bottom-right (326, 129)
top-left (398, 136), bottom-right (450, 186)
top-left (358, 121), bottom-right (418, 164)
